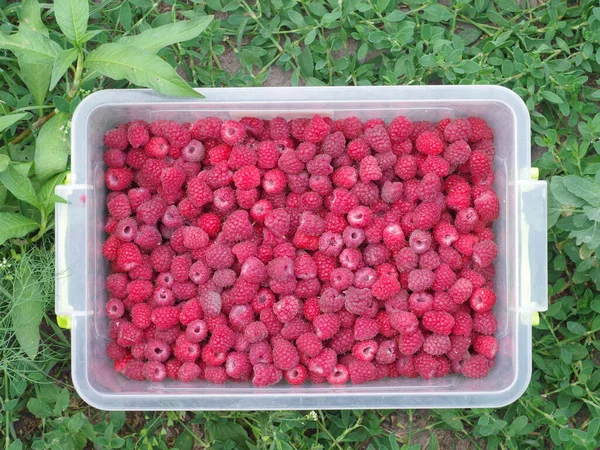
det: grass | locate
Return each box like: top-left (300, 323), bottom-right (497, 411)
top-left (1, 0), bottom-right (600, 449)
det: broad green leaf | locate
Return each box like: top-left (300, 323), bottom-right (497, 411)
top-left (0, 186), bottom-right (6, 207)
top-left (550, 177), bottom-right (585, 207)
top-left (570, 222), bottom-right (600, 249)
top-left (117, 16), bottom-right (213, 54)
top-left (11, 261), bottom-right (46, 358)
top-left (38, 172), bottom-right (67, 216)
top-left (7, 439), bottom-right (23, 450)
top-left (0, 112), bottom-right (31, 133)
top-left (298, 46), bottom-right (314, 78)
top-left (50, 48), bottom-right (79, 91)
top-left (547, 190), bottom-right (562, 228)
top-left (422, 4), bottom-right (453, 22)
top-left (54, 0), bottom-right (89, 46)
top-left (34, 113), bottom-right (69, 181)
top-left (567, 321), bottom-right (587, 336)
top-left (541, 90), bottom-right (563, 105)
top-left (20, 0), bottom-right (49, 36)
top-left (84, 43), bottom-right (201, 98)
top-left (0, 154), bottom-right (9, 172)
top-left (0, 212), bottom-right (40, 245)
top-left (563, 175), bottom-right (600, 205)
top-left (0, 28), bottom-right (61, 64)
top-left (0, 164), bottom-right (40, 208)
top-left (19, 60), bottom-right (52, 107)
top-left (27, 398), bottom-right (54, 418)
top-left (584, 206), bottom-right (600, 222)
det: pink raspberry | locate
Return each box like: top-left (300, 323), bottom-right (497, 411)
top-left (472, 239), bottom-right (497, 268)
top-left (269, 117), bottom-right (290, 139)
top-left (313, 314), bottom-right (341, 340)
top-left (347, 138), bottom-right (370, 162)
top-left (136, 198), bottom-right (166, 225)
top-left (273, 295), bottom-right (301, 323)
top-left (352, 317), bottom-right (378, 341)
top-left (243, 321), bottom-right (268, 343)
top-left (105, 298), bottom-right (125, 320)
top-left (122, 360), bottom-right (145, 380)
top-left (264, 208), bottom-right (291, 236)
top-left (448, 278), bottom-right (473, 304)
top-left (461, 354), bottom-right (491, 379)
top-left (277, 148), bottom-right (304, 174)
top-left (190, 116), bottom-right (222, 140)
top-left (415, 131), bottom-right (443, 155)
top-left (352, 340), bottom-right (378, 362)
top-left (321, 131), bottom-right (346, 157)
top-left (272, 337), bottom-right (300, 371)
top-left (453, 233), bottom-right (479, 257)
top-left (104, 149), bottom-right (126, 168)
top-left (408, 230), bottom-right (432, 255)
top-left (420, 155), bottom-right (450, 177)
top-left (252, 363), bottom-right (282, 386)
top-left (472, 311), bottom-right (497, 335)
top-left (444, 140), bottom-right (471, 165)
top-left (303, 114), bottom-right (331, 143)
top-left (473, 189), bottom-right (500, 222)
top-left (150, 120), bottom-right (191, 149)
top-left (469, 288), bottom-right (496, 312)
top-left (467, 117), bottom-right (494, 142)
top-left (105, 167), bottom-right (133, 191)
top-left (359, 155), bottom-right (382, 182)
top-left (473, 335), bottom-right (498, 359)
top-left (397, 329), bottom-right (424, 356)
top-left (414, 352), bottom-right (440, 380)
top-left (444, 118), bottom-right (472, 143)
top-left (116, 242), bottom-right (142, 272)
top-left (407, 269), bottom-right (434, 292)
top-left (372, 275), bottom-right (400, 300)
top-left (332, 166), bottom-right (358, 189)
top-left (388, 116), bottom-right (412, 141)
top-left (340, 116), bottom-right (361, 139)
top-left (408, 292), bottom-right (433, 317)
top-left (220, 120), bottom-right (246, 145)
top-left (376, 339), bottom-right (398, 364)
top-left (117, 322), bottom-right (143, 347)
top-left (233, 165), bottom-right (261, 190)
top-left (390, 311), bottom-right (419, 335)
top-left (364, 124), bottom-right (392, 153)
top-left (308, 348), bottom-right (337, 376)
top-left (394, 154), bottom-right (417, 180)
top-left (104, 127), bottom-right (128, 150)
top-left (221, 210), bottom-right (253, 242)
top-left (348, 359), bottom-right (376, 384)
top-left (468, 151), bottom-right (492, 179)
top-left (255, 141), bottom-right (279, 169)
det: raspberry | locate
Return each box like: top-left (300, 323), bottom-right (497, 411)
top-left (468, 151), bottom-right (492, 178)
top-left (159, 167), bottom-right (185, 195)
top-left (104, 149), bottom-right (127, 168)
top-left (407, 269), bottom-right (434, 292)
top-left (134, 225), bottom-right (161, 251)
top-left (273, 295), bottom-right (301, 323)
top-left (413, 202), bottom-right (442, 230)
top-left (190, 116), bottom-right (222, 140)
top-left (183, 319), bottom-right (207, 342)
top-left (308, 348), bottom-right (337, 376)
top-left (295, 332), bottom-right (321, 357)
top-left (254, 140), bottom-right (278, 169)
top-left (453, 233), bottom-right (479, 257)
top-left (327, 364), bottom-right (350, 384)
top-left (321, 131), bottom-right (346, 157)
top-left (397, 328), bottom-right (424, 356)
top-left (375, 339), bottom-right (398, 364)
top-left (272, 337), bottom-right (300, 371)
top-left (103, 235), bottom-right (121, 261)
top-left (122, 360), bottom-right (145, 380)
top-left (117, 322), bottom-right (143, 347)
top-left (444, 140), bottom-right (471, 165)
top-left (421, 310), bottom-right (454, 335)
top-left (106, 340), bottom-right (128, 361)
top-left (347, 138), bottom-right (370, 162)
top-left (419, 249), bottom-right (440, 271)
top-left (388, 116), bottom-right (412, 141)
top-left (389, 311), bottom-right (419, 335)
top-left (348, 359), bottom-right (376, 384)
top-left (222, 210), bottom-right (253, 242)
top-left (467, 117), bottom-right (494, 142)
top-left (473, 190), bottom-right (500, 222)
top-left (408, 230), bottom-right (432, 255)
top-left (106, 298), bottom-right (125, 320)
top-left (232, 165), bottom-right (260, 190)
top-left (420, 155), bottom-right (450, 177)
top-left (278, 149), bottom-right (304, 174)
top-left (252, 363), bottom-right (282, 386)
top-left (472, 239), bottom-right (497, 268)
top-left (461, 354), bottom-right (491, 379)
top-left (414, 352), bottom-right (439, 380)
top-left (372, 274), bottom-right (400, 300)
top-left (364, 124), bottom-right (392, 153)
top-left (144, 136), bottom-right (170, 158)
top-left (198, 290), bottom-right (222, 318)
top-left (104, 127), bottom-right (128, 150)
top-left (264, 208), bottom-right (291, 236)
top-left (223, 352), bottom-right (251, 381)
top-left (307, 154), bottom-right (333, 177)
top-left (415, 131), bottom-right (443, 155)
top-left (116, 242), bottom-right (142, 272)
top-left (151, 120), bottom-right (191, 149)
top-left (359, 155), bottom-right (382, 182)
top-left (433, 222), bottom-right (458, 247)
top-left (208, 325), bottom-right (236, 352)
top-left (136, 198), bottom-right (166, 225)
top-left (341, 116), bottom-right (361, 139)
top-left (177, 362), bottom-right (201, 382)
top-left (447, 278), bottom-right (473, 304)
top-left (408, 292), bottom-right (433, 317)
top-left (304, 115), bottom-right (331, 143)
top-left (313, 314), bottom-right (341, 340)
top-left (105, 167), bottom-right (133, 191)
top-left (469, 287), bottom-right (496, 312)
top-left (219, 120), bottom-right (246, 145)
top-left (243, 321), bottom-right (268, 343)
top-left (269, 117), bottom-right (290, 139)
top-left (207, 163), bottom-right (234, 188)
top-left (353, 340), bottom-right (378, 362)
top-left (444, 119), bottom-right (472, 143)
top-left (353, 317), bottom-right (380, 341)
top-left (473, 334), bottom-right (498, 359)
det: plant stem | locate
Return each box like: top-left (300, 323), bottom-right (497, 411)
top-left (8, 111), bottom-right (56, 146)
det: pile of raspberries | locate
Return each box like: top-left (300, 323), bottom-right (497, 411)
top-left (102, 114), bottom-right (500, 386)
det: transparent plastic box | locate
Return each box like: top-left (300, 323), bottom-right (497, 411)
top-left (55, 86), bottom-right (548, 410)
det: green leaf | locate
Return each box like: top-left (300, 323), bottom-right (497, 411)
top-left (547, 190), bottom-right (562, 228)
top-left (117, 16), bottom-right (213, 54)
top-left (567, 321), bottom-right (587, 336)
top-left (53, 388), bottom-right (70, 415)
top-left (11, 262), bottom-right (46, 358)
top-left (570, 222), bottom-right (600, 249)
top-left (0, 164), bottom-right (40, 208)
top-left (54, 0), bottom-right (89, 46)
top-left (541, 90), bottom-right (563, 105)
top-left (0, 28), bottom-right (61, 64)
top-left (0, 112), bottom-right (31, 133)
top-left (428, 432), bottom-right (438, 450)
top-left (34, 113), bottom-right (70, 182)
top-left (50, 48), bottom-right (79, 91)
top-left (0, 155), bottom-right (9, 172)
top-left (377, 0), bottom-right (390, 12)
top-left (19, 59), bottom-right (52, 107)
top-left (422, 4), bottom-right (453, 22)
top-left (0, 213), bottom-right (40, 245)
top-left (550, 177), bottom-right (586, 207)
top-left (385, 10), bottom-right (406, 22)
top-left (38, 172), bottom-right (67, 215)
top-left (173, 431), bottom-right (194, 450)
top-left (27, 398), bottom-right (54, 418)
top-left (84, 43), bottom-right (201, 98)
top-left (7, 439), bottom-right (23, 450)
top-left (205, 420), bottom-right (249, 447)
top-left (298, 46), bottom-right (314, 78)
top-left (288, 10), bottom-right (305, 27)
top-left (20, 0), bottom-right (49, 36)
top-left (563, 175), bottom-right (600, 205)
top-left (583, 206), bottom-right (600, 222)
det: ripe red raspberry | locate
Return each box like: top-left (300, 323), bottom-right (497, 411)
top-left (468, 151), bottom-right (492, 179)
top-left (453, 233), bottom-right (478, 257)
top-left (352, 340), bottom-right (378, 362)
top-left (272, 337), bottom-right (300, 371)
top-left (397, 329), bottom-right (424, 356)
top-left (347, 138), bottom-right (370, 162)
top-left (473, 334), bottom-right (498, 359)
top-left (473, 190), bottom-right (500, 222)
top-left (469, 288), bottom-right (496, 312)
top-left (352, 317), bottom-right (378, 341)
top-left (420, 155), bottom-right (450, 177)
top-left (254, 140), bottom-right (278, 169)
top-left (174, 362), bottom-right (199, 382)
top-left (444, 140), bottom-right (471, 165)
top-left (295, 332), bottom-right (321, 358)
top-left (467, 117), bottom-right (494, 142)
top-left (272, 295), bottom-right (300, 323)
top-left (158, 167), bottom-right (184, 195)
top-left (340, 247), bottom-right (364, 271)
top-left (461, 354), bottom-right (491, 379)
top-left (472, 311), bottom-right (497, 335)
top-left (144, 136), bottom-right (170, 158)
top-left (375, 339), bottom-right (398, 364)
top-left (178, 300), bottom-right (202, 327)
top-left (220, 210), bottom-right (252, 242)
top-left (472, 239), bottom-right (497, 268)
top-left (408, 291), bottom-right (433, 317)
top-left (116, 242), bottom-right (142, 272)
top-left (422, 334), bottom-right (451, 356)
top-left (348, 359), bottom-right (376, 384)
top-left (122, 360), bottom-right (145, 380)
top-left (303, 115), bottom-right (331, 143)
top-left (242, 321), bottom-right (268, 343)
top-left (444, 119), bottom-right (472, 143)
top-left (364, 124), bottom-right (392, 153)
top-left (268, 116), bottom-right (289, 140)
top-left (276, 148), bottom-right (303, 174)
top-left (105, 167), bottom-right (133, 191)
top-left (321, 131), bottom-right (346, 158)
top-left (308, 348), bottom-right (337, 376)
top-left (313, 313), bottom-right (341, 340)
top-left (106, 341), bottom-right (128, 361)
top-left (223, 352), bottom-right (251, 381)
top-left (104, 127), bottom-right (128, 150)
top-left (230, 165), bottom-right (260, 190)
top-left (341, 116), bottom-right (361, 139)
top-left (190, 116), bottom-right (222, 140)
top-left (388, 116), bottom-right (412, 141)
top-left (105, 298), bottom-right (125, 320)
top-left (446, 277), bottom-right (472, 305)
top-left (389, 311), bottom-right (418, 335)
top-left (150, 120), bottom-right (191, 149)
top-left (117, 322), bottom-right (143, 347)
top-left (356, 155), bottom-right (381, 182)
top-left (421, 310), bottom-right (454, 335)
top-left (408, 229), bottom-right (432, 255)
top-left (239, 117), bottom-right (264, 137)
top-left (330, 166), bottom-right (357, 190)
top-left (252, 363), bottom-right (282, 386)
top-left (407, 269), bottom-right (434, 292)
top-left (393, 154), bottom-right (417, 180)
top-left (103, 235), bottom-right (121, 261)
top-left (413, 352), bottom-right (439, 380)
top-left (104, 148), bottom-right (127, 168)
top-left (106, 273), bottom-right (129, 299)
top-left (372, 274), bottom-right (400, 300)
top-left (218, 120), bottom-right (245, 145)
top-left (415, 131), bottom-right (443, 155)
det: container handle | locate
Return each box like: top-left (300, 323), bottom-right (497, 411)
top-left (517, 178), bottom-right (548, 312)
top-left (55, 183), bottom-right (90, 327)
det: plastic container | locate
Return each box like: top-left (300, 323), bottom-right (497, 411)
top-left (55, 86), bottom-right (548, 410)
